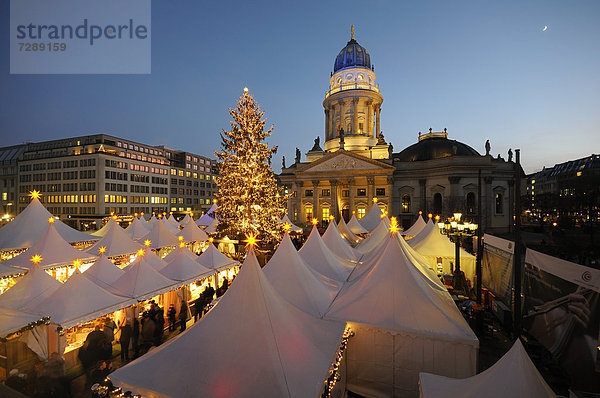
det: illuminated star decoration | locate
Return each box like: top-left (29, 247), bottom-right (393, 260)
top-left (311, 218), bottom-right (319, 226)
top-left (388, 217), bottom-right (400, 234)
top-left (209, 237), bottom-right (214, 243)
top-left (137, 248), bottom-right (145, 257)
top-left (243, 233), bottom-right (260, 249)
top-left (29, 190), bottom-right (42, 200)
top-left (282, 223), bottom-right (292, 232)
top-left (98, 246), bottom-right (107, 255)
top-left (428, 213), bottom-right (433, 219)
top-left (329, 215), bottom-right (335, 221)
top-left (72, 258), bottom-right (82, 268)
top-left (373, 197), bottom-right (378, 203)
top-left (179, 242), bottom-right (185, 249)
top-left (30, 254), bottom-right (43, 265)
top-left (144, 239), bottom-right (151, 247)
top-left (178, 236), bottom-right (184, 242)
top-left (435, 215), bottom-right (440, 222)
top-left (48, 217), bottom-right (55, 224)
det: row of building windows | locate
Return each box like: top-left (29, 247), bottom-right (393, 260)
top-left (46, 195), bottom-right (97, 204)
top-left (304, 188), bottom-right (386, 197)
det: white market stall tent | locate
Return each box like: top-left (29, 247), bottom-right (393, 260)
top-left (407, 219), bottom-right (435, 247)
top-left (403, 215), bottom-right (427, 238)
top-left (0, 197), bottom-right (98, 251)
top-left (322, 221), bottom-right (360, 262)
top-left (110, 249), bottom-right (346, 398)
top-left (90, 217), bottom-right (119, 237)
top-left (299, 226), bottom-right (354, 283)
top-left (264, 233), bottom-right (341, 317)
top-left (325, 233), bottom-right (478, 397)
top-left (162, 245), bottom-right (197, 263)
top-left (108, 254), bottom-right (177, 301)
top-left (196, 243), bottom-right (238, 272)
top-left (204, 217), bottom-right (219, 234)
top-left (124, 249), bottom-right (167, 272)
top-left (159, 246), bottom-right (215, 285)
top-left (337, 217), bottom-right (360, 244)
top-left (0, 264), bottom-right (62, 311)
top-left (347, 214), bottom-right (369, 235)
top-left (358, 203), bottom-right (386, 232)
top-left (178, 217), bottom-right (209, 243)
top-left (0, 307), bottom-right (47, 338)
top-left (82, 255), bottom-right (125, 291)
top-left (355, 217), bottom-right (392, 255)
top-left (160, 217), bottom-right (181, 235)
top-left (124, 216), bottom-right (151, 240)
top-left (84, 220), bottom-right (142, 258)
top-left (419, 339), bottom-right (555, 398)
top-left (138, 220), bottom-right (180, 249)
top-left (279, 214), bottom-right (303, 232)
top-left (196, 203), bottom-right (218, 227)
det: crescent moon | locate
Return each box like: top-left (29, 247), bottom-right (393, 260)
top-left (542, 26), bottom-right (548, 31)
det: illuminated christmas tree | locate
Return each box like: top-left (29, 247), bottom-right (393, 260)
top-left (214, 89), bottom-right (287, 244)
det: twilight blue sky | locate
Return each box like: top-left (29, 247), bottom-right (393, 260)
top-left (1, 0), bottom-right (599, 174)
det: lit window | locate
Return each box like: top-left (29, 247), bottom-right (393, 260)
top-left (357, 208), bottom-right (366, 220)
top-left (322, 207), bottom-right (330, 221)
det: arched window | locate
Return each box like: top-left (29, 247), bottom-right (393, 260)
top-left (305, 204), bottom-right (313, 222)
top-left (402, 194), bottom-right (411, 213)
top-left (433, 193), bottom-right (442, 215)
top-left (495, 193), bottom-right (503, 214)
top-left (466, 192), bottom-right (475, 214)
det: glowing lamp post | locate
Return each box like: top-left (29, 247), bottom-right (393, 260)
top-left (438, 213), bottom-right (478, 293)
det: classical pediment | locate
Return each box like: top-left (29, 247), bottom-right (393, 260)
top-left (299, 151), bottom-right (393, 173)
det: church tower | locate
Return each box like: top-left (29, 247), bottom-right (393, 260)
top-left (321, 26), bottom-right (387, 158)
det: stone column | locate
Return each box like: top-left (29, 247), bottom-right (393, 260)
top-left (330, 179), bottom-right (338, 220)
top-left (419, 178), bottom-right (427, 214)
top-left (375, 105), bottom-right (381, 138)
top-left (312, 180), bottom-right (320, 223)
top-left (484, 176), bottom-right (493, 232)
top-left (353, 98), bottom-right (359, 135)
top-left (448, 176), bottom-right (462, 213)
top-left (367, 176), bottom-right (375, 205)
top-left (348, 178), bottom-right (355, 214)
top-left (324, 108), bottom-right (329, 141)
top-left (387, 176), bottom-right (394, 216)
top-left (339, 100), bottom-right (345, 133)
top-left (329, 106), bottom-right (335, 139)
top-left (365, 101), bottom-right (372, 137)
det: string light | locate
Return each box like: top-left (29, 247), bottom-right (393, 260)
top-left (179, 242), bottom-right (185, 248)
top-left (322, 326), bottom-right (354, 398)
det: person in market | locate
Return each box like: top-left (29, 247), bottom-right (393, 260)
top-left (140, 312), bottom-right (155, 354)
top-left (179, 299), bottom-right (188, 332)
top-left (167, 303), bottom-right (177, 331)
top-left (132, 316), bottom-right (140, 358)
top-left (103, 316), bottom-right (116, 345)
top-left (153, 305), bottom-right (165, 345)
top-left (118, 317), bottom-right (133, 362)
top-left (193, 295), bottom-right (203, 322)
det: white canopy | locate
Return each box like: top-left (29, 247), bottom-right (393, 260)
top-left (110, 249), bottom-right (346, 398)
top-left (403, 215), bottom-right (427, 238)
top-left (409, 226), bottom-right (476, 279)
top-left (322, 221), bottom-right (360, 262)
top-left (109, 254), bottom-right (176, 301)
top-left (166, 214), bottom-right (181, 229)
top-left (90, 217), bottom-right (118, 237)
top-left (337, 217), bottom-right (360, 244)
top-left (31, 269), bottom-right (135, 329)
top-left (408, 218), bottom-right (435, 246)
top-left (162, 246), bottom-right (197, 263)
top-left (178, 217), bottom-right (209, 243)
top-left (124, 217), bottom-right (151, 240)
top-left (326, 234), bottom-right (478, 396)
top-left (180, 214), bottom-right (192, 225)
top-left (355, 217), bottom-right (392, 255)
top-left (138, 220), bottom-right (180, 249)
top-left (299, 226), bottom-right (354, 282)
top-left (359, 203), bottom-right (385, 232)
top-left (0, 264), bottom-right (62, 310)
top-left (419, 339), bottom-right (555, 398)
top-left (196, 204), bottom-right (217, 227)
top-left (82, 255), bottom-right (125, 291)
top-left (196, 243), bottom-right (238, 272)
top-left (147, 215), bottom-right (158, 227)
top-left (279, 214), bottom-right (303, 232)
top-left (0, 307), bottom-right (46, 338)
top-left (0, 262), bottom-right (22, 278)
top-left (159, 247), bottom-right (214, 284)
top-left (85, 221), bottom-right (141, 257)
top-left (0, 198), bottom-right (98, 250)
top-left (204, 217), bottom-right (219, 234)
top-left (264, 233), bottom-right (341, 317)
top-left (160, 217), bottom-right (181, 235)
top-left (124, 249), bottom-right (167, 272)
top-left (2, 222), bottom-right (97, 271)
top-left (347, 214), bottom-right (368, 234)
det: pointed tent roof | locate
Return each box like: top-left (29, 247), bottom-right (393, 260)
top-left (196, 243), bottom-right (238, 272)
top-left (109, 254), bottom-right (176, 301)
top-left (138, 220), bottom-right (180, 249)
top-left (110, 249), bottom-right (346, 398)
top-left (204, 217), bottom-right (219, 234)
top-left (180, 213), bottom-right (192, 225)
top-left (326, 234), bottom-right (478, 344)
top-left (419, 340), bottom-right (555, 398)
top-left (359, 203), bottom-right (385, 232)
top-left (0, 197), bottom-right (98, 250)
top-left (31, 269), bottom-right (135, 329)
top-left (90, 217), bottom-right (118, 237)
top-left (403, 215), bottom-right (427, 238)
top-left (264, 234), bottom-right (341, 317)
top-left (322, 221), bottom-right (360, 262)
top-left (123, 249), bottom-right (167, 272)
top-left (2, 222), bottom-right (97, 270)
top-left (407, 218), bottom-right (435, 246)
top-left (299, 226), bottom-right (354, 282)
top-left (0, 262), bottom-right (23, 278)
top-left (82, 255), bottom-right (125, 290)
top-left (337, 217), bottom-right (360, 244)
top-left (356, 217), bottom-right (392, 255)
top-left (162, 245), bottom-right (197, 263)
top-left (347, 214), bottom-right (368, 234)
top-left (0, 264), bottom-right (62, 311)
top-left (124, 217), bottom-right (151, 240)
top-left (178, 217), bottom-right (209, 243)
top-left (196, 204), bottom-right (218, 227)
top-left (147, 214), bottom-right (158, 226)
top-left (280, 214), bottom-right (303, 232)
top-left (0, 307), bottom-right (46, 338)
top-left (159, 247), bottom-right (214, 284)
top-left (167, 214), bottom-right (180, 227)
top-left (85, 221), bottom-right (142, 257)
top-left (409, 225), bottom-right (475, 261)
top-left (160, 217), bottom-right (181, 235)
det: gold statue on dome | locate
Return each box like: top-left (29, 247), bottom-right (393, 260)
top-left (351, 25), bottom-right (354, 40)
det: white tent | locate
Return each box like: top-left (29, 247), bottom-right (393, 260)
top-left (159, 247), bottom-right (214, 284)
top-left (138, 220), bottom-right (180, 249)
top-left (326, 234), bottom-right (478, 397)
top-left (0, 264), bottom-right (62, 310)
top-left (264, 233), bottom-right (341, 317)
top-left (407, 219), bottom-right (435, 246)
top-left (347, 214), bottom-right (368, 235)
top-left (124, 249), bottom-right (167, 272)
top-left (403, 215), bottom-right (427, 238)
top-left (419, 339), bottom-right (555, 398)
top-left (0, 262), bottom-right (23, 278)
top-left (147, 214), bottom-right (158, 227)
top-left (162, 246), bottom-right (197, 263)
top-left (337, 217), bottom-right (360, 244)
top-left (30, 269), bottom-right (135, 329)
top-left (204, 217), bottom-right (219, 234)
top-left (299, 226), bottom-right (354, 282)
top-left (0, 307), bottom-right (46, 338)
top-left (82, 255), bottom-right (125, 291)
top-left (178, 217), bottom-right (209, 243)
top-left (322, 221), bottom-right (360, 262)
top-left (85, 221), bottom-right (142, 257)
top-left (0, 197), bottom-right (98, 250)
top-left (160, 217), bottom-right (181, 235)
top-left (196, 204), bottom-right (217, 227)
top-left (358, 203), bottom-right (385, 232)
top-left (90, 217), bottom-right (119, 237)
top-left (180, 213), bottom-right (192, 225)
top-left (167, 214), bottom-right (181, 229)
top-left (409, 226), bottom-right (476, 279)
top-left (124, 217), bottom-right (151, 240)
top-left (279, 214), bottom-right (303, 232)
top-left (355, 217), bottom-right (392, 255)
top-left (109, 254), bottom-right (176, 301)
top-left (2, 222), bottom-right (97, 271)
top-left (110, 249), bottom-right (346, 398)
top-left (196, 243), bottom-right (238, 272)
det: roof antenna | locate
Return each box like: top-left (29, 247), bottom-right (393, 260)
top-left (351, 24), bottom-right (355, 40)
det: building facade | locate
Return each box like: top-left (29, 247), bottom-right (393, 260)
top-left (280, 28), bottom-right (518, 234)
top-left (1, 134), bottom-right (217, 230)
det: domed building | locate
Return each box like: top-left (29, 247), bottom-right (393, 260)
top-left (280, 27), bottom-right (517, 233)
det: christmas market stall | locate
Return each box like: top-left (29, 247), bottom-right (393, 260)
top-left (299, 225), bottom-right (355, 283)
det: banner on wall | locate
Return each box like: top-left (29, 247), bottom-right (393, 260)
top-left (523, 249), bottom-right (600, 393)
top-left (482, 234), bottom-right (514, 307)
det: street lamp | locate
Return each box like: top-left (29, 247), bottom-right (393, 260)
top-left (438, 213), bottom-right (478, 294)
